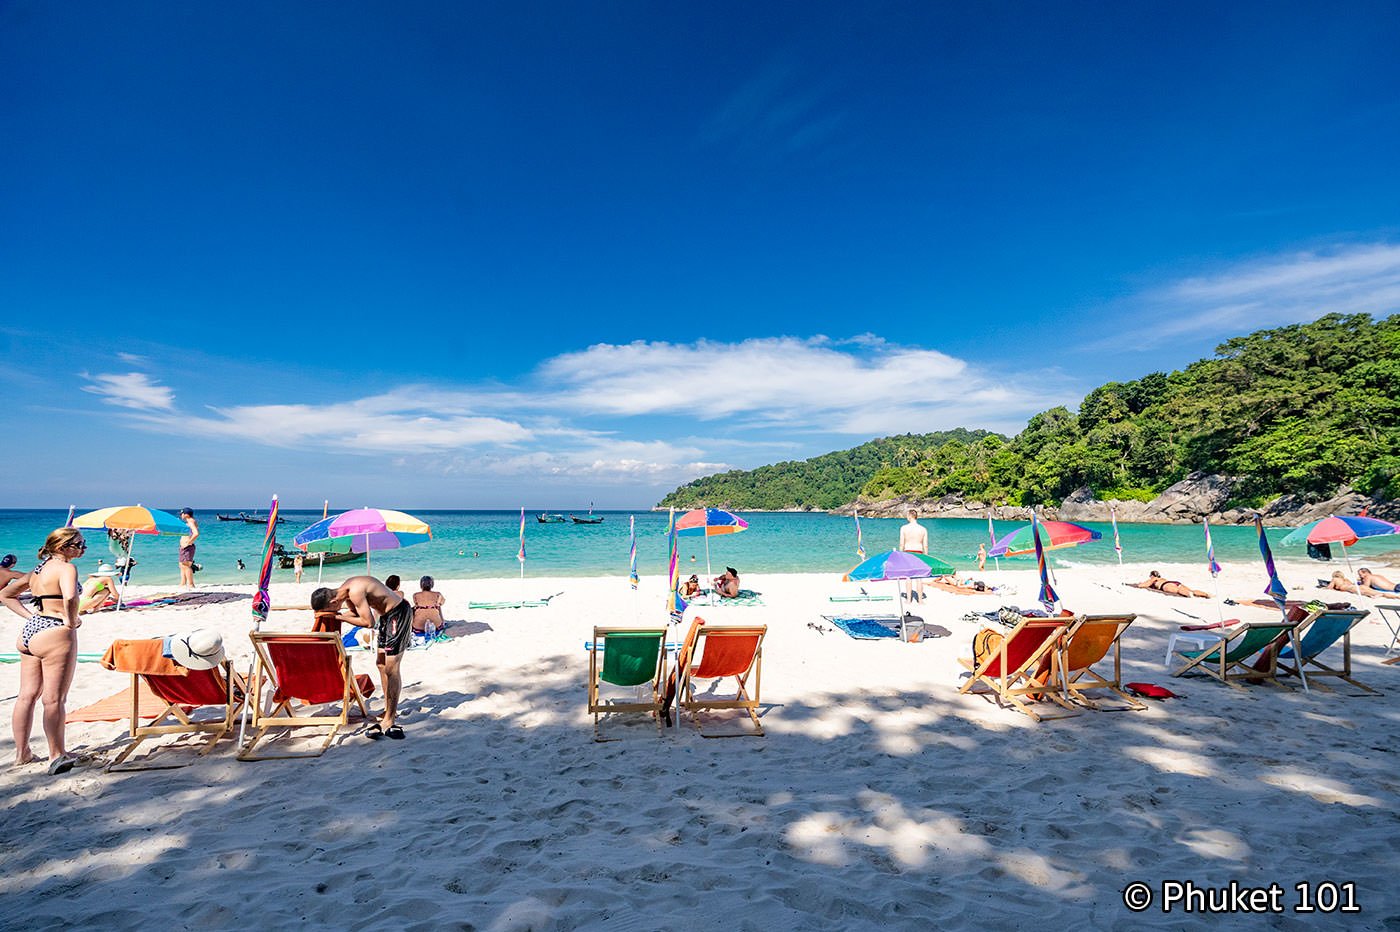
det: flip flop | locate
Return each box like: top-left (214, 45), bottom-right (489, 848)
top-left (365, 723), bottom-right (384, 740)
top-left (47, 754), bottom-right (79, 775)
top-left (385, 725), bottom-right (405, 740)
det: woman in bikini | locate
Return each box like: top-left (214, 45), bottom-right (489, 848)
top-left (412, 575), bottom-right (446, 635)
top-left (2, 527), bottom-right (85, 773)
top-left (1131, 570), bottom-right (1210, 599)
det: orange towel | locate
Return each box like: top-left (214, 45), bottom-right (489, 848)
top-left (312, 611), bottom-right (342, 634)
top-left (101, 638), bottom-right (184, 675)
top-left (66, 680), bottom-right (168, 723)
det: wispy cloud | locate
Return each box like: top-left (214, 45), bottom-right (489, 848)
top-left (82, 371), bottom-right (175, 411)
top-left (702, 57), bottom-right (847, 160)
top-left (1116, 243), bottom-right (1400, 346)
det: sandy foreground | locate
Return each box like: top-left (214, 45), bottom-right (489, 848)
top-left (3, 559), bottom-right (1400, 930)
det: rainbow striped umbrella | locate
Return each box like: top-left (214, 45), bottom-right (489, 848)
top-left (251, 495), bottom-right (279, 628)
top-left (675, 507), bottom-right (748, 589)
top-left (1255, 515), bottom-right (1288, 615)
top-left (1032, 513), bottom-right (1059, 612)
top-left (989, 520), bottom-right (1101, 558)
top-left (628, 515), bottom-right (639, 590)
top-left (843, 549), bottom-right (954, 582)
top-left (666, 508), bottom-right (688, 623)
top-left (294, 508), bottom-right (431, 573)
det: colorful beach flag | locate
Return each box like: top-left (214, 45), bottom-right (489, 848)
top-left (666, 507), bottom-right (688, 623)
top-left (854, 508), bottom-right (866, 561)
top-left (628, 515), bottom-right (639, 590)
top-left (1110, 506), bottom-right (1123, 565)
top-left (1255, 515), bottom-right (1287, 613)
top-left (251, 495), bottom-right (279, 628)
top-left (1032, 512), bottom-right (1059, 612)
top-left (517, 507), bottom-right (526, 564)
top-left (64, 505), bottom-right (76, 528)
top-left (1203, 517), bottom-right (1222, 578)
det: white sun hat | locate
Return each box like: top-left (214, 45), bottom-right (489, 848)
top-left (167, 629), bottom-right (226, 670)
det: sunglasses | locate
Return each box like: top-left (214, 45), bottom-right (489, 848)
top-left (67, 541), bottom-right (88, 551)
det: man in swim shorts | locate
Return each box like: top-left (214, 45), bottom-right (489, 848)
top-left (177, 508), bottom-right (199, 588)
top-left (312, 575), bottom-right (412, 739)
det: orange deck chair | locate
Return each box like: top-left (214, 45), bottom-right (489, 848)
top-left (958, 615), bottom-right (1078, 721)
top-left (106, 639), bottom-right (247, 772)
top-left (238, 632), bottom-right (370, 761)
top-left (677, 622), bottom-right (767, 737)
top-left (1055, 614), bottom-right (1145, 711)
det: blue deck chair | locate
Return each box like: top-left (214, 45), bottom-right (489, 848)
top-left (1276, 609), bottom-right (1377, 695)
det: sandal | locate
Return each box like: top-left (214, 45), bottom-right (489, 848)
top-left (47, 753), bottom-right (79, 775)
top-left (385, 725), bottom-right (405, 740)
top-left (365, 723), bottom-right (384, 740)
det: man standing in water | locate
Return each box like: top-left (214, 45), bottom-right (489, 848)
top-left (311, 575), bottom-right (412, 739)
top-left (177, 508), bottom-right (199, 588)
top-left (898, 508), bottom-right (929, 602)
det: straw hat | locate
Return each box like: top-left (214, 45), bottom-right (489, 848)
top-left (168, 629), bottom-right (225, 670)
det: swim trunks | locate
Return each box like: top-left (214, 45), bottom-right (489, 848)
top-left (377, 599), bottom-right (413, 657)
top-left (179, 544), bottom-right (196, 564)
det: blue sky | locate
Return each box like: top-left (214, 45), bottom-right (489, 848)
top-left (3, 1), bottom-right (1399, 509)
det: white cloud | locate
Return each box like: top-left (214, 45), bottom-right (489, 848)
top-left (82, 372), bottom-right (175, 411)
top-left (1121, 243), bottom-right (1400, 345)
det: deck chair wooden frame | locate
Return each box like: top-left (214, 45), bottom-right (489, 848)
top-left (587, 627), bottom-right (668, 741)
top-left (238, 632), bottom-right (369, 761)
top-left (1170, 620), bottom-right (1302, 689)
top-left (678, 624), bottom-right (766, 737)
top-left (1276, 609), bottom-right (1377, 695)
top-left (108, 661), bottom-right (246, 771)
top-left (959, 615), bottom-right (1078, 721)
top-left (1058, 614), bottom-right (1145, 711)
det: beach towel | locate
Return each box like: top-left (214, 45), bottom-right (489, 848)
top-left (468, 600), bottom-right (550, 610)
top-left (828, 593), bottom-right (894, 603)
top-left (66, 680), bottom-right (169, 723)
top-left (826, 616), bottom-right (901, 640)
top-left (1, 652), bottom-right (104, 664)
top-left (717, 590), bottom-right (765, 607)
top-left (101, 639), bottom-right (183, 676)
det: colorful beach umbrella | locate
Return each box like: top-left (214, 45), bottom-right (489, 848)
top-left (666, 508), bottom-right (688, 623)
top-left (1203, 517), bottom-right (1222, 578)
top-left (1032, 513), bottom-right (1059, 613)
top-left (1255, 515), bottom-right (1288, 616)
top-left (628, 515), bottom-right (639, 590)
top-left (843, 549), bottom-right (955, 581)
top-left (71, 505), bottom-right (188, 536)
top-left (675, 507), bottom-right (749, 591)
top-left (853, 508), bottom-right (866, 562)
top-left (1280, 515), bottom-right (1400, 548)
top-left (293, 508), bottom-right (431, 573)
top-left (240, 494), bottom-right (280, 747)
top-left (988, 520), bottom-right (1102, 558)
top-left (1110, 506), bottom-right (1123, 567)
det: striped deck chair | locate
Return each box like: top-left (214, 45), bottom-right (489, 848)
top-left (1276, 609), bottom-right (1376, 695)
top-left (1170, 620), bottom-right (1302, 688)
top-left (238, 632), bottom-right (370, 761)
top-left (108, 655), bottom-right (246, 772)
top-left (587, 627), bottom-right (668, 740)
top-left (958, 615), bottom-right (1078, 721)
top-left (678, 623), bottom-right (766, 737)
top-left (1058, 614), bottom-right (1145, 711)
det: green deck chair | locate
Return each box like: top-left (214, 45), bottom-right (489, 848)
top-left (587, 628), bottom-right (668, 740)
top-left (1170, 620), bottom-right (1303, 689)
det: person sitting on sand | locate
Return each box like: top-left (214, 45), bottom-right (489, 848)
top-left (713, 567), bottom-right (740, 599)
top-left (78, 565), bottom-right (122, 614)
top-left (1130, 570), bottom-right (1210, 599)
top-left (680, 574), bottom-right (701, 599)
top-left (384, 575), bottom-right (404, 599)
top-left (1328, 570), bottom-right (1400, 599)
top-left (412, 575), bottom-right (446, 635)
top-left (928, 575), bottom-right (993, 595)
top-left (1358, 568), bottom-right (1400, 593)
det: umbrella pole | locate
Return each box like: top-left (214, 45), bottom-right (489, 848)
top-left (704, 535), bottom-right (713, 604)
top-left (317, 552), bottom-right (324, 583)
top-left (365, 533), bottom-right (371, 576)
top-left (116, 533), bottom-right (137, 613)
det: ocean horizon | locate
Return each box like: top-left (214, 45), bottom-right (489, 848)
top-left (1, 508), bottom-right (1393, 588)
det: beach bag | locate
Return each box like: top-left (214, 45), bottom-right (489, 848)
top-left (995, 607), bottom-right (1022, 629)
top-left (972, 627), bottom-right (1003, 667)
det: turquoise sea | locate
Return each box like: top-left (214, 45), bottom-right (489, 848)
top-left (0, 509), bottom-right (1393, 588)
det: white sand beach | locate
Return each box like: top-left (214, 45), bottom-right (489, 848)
top-left (3, 560), bottom-right (1400, 929)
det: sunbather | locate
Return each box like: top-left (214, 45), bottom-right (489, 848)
top-left (1130, 570), bottom-right (1210, 599)
top-left (714, 567), bottom-right (741, 599)
top-left (411, 575), bottom-right (445, 634)
top-left (1328, 570), bottom-right (1400, 599)
top-left (78, 565), bottom-right (121, 614)
top-left (1358, 568), bottom-right (1400, 592)
top-left (928, 575), bottom-right (993, 595)
top-left (680, 574), bottom-right (701, 599)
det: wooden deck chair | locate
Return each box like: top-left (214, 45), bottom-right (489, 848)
top-left (587, 627), bottom-right (668, 740)
top-left (107, 657), bottom-right (246, 771)
top-left (958, 615), bottom-right (1077, 721)
top-left (678, 623), bottom-right (766, 737)
top-left (1170, 620), bottom-right (1302, 688)
top-left (1058, 614), bottom-right (1145, 711)
top-left (1275, 609), bottom-right (1377, 695)
top-left (238, 632), bottom-right (369, 761)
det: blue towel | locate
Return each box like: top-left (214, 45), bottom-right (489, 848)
top-left (828, 617), bottom-right (900, 640)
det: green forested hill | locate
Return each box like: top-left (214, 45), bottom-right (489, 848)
top-left (657, 314), bottom-right (1400, 511)
top-left (657, 430), bottom-right (998, 510)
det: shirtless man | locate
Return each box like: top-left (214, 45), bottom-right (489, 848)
top-left (898, 509), bottom-right (930, 602)
top-left (312, 575), bottom-right (413, 738)
top-left (1328, 570), bottom-right (1400, 600)
top-left (1358, 568), bottom-right (1400, 593)
top-left (177, 508), bottom-right (199, 588)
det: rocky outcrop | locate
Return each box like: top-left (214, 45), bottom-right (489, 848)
top-left (849, 474), bottom-right (1396, 526)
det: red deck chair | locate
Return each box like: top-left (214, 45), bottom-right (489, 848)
top-left (107, 644), bottom-right (246, 771)
top-left (238, 632), bottom-right (370, 761)
top-left (958, 615), bottom-right (1078, 721)
top-left (678, 623), bottom-right (766, 737)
